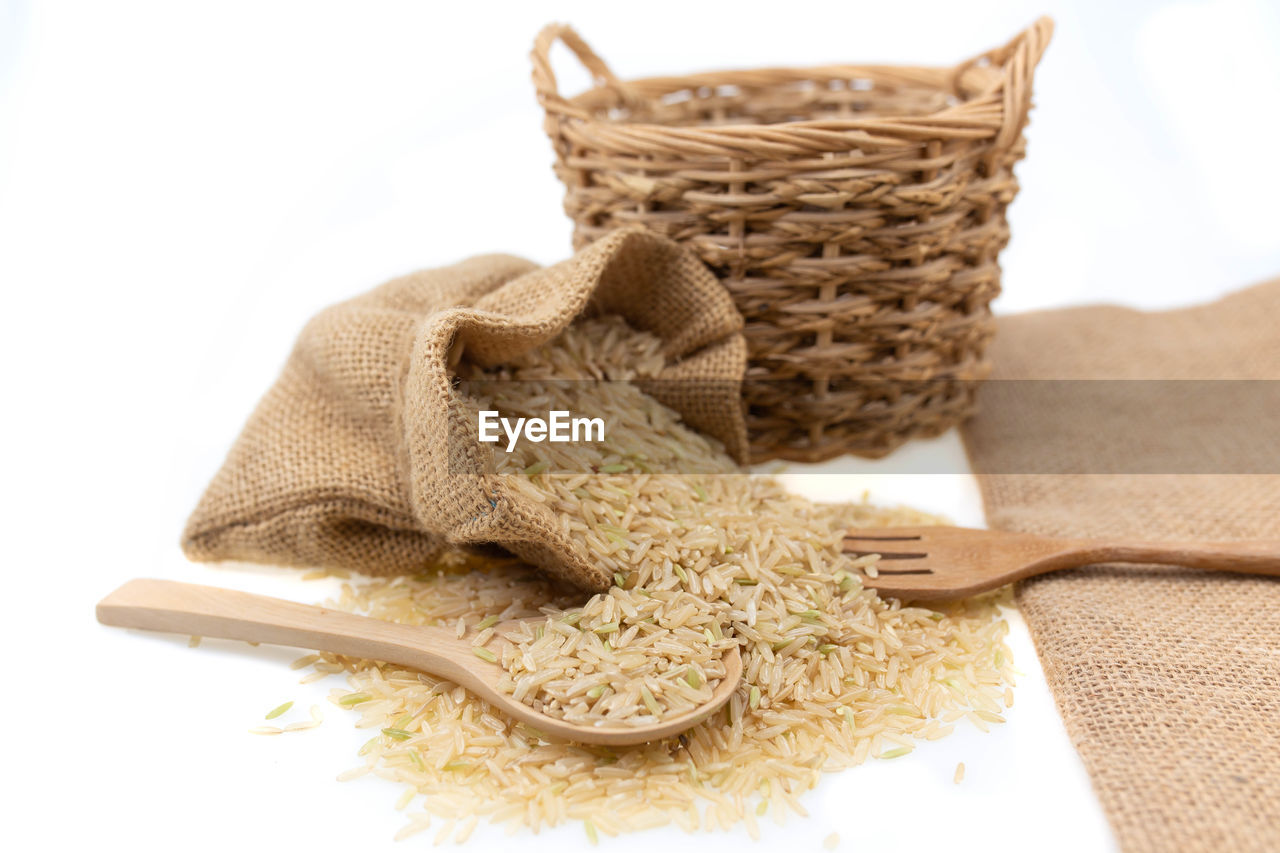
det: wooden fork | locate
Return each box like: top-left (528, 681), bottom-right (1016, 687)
top-left (842, 526), bottom-right (1280, 602)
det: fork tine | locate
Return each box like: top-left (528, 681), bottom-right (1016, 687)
top-left (844, 549), bottom-right (928, 560)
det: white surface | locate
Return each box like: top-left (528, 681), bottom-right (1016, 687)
top-left (4, 1), bottom-right (1278, 850)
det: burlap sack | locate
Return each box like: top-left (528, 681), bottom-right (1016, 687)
top-left (183, 228), bottom-right (748, 592)
top-left (962, 279), bottom-right (1280, 852)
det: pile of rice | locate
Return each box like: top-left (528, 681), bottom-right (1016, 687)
top-left (299, 317), bottom-right (1014, 842)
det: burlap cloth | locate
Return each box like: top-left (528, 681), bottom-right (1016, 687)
top-left (183, 228), bottom-right (748, 592)
top-left (962, 279), bottom-right (1280, 852)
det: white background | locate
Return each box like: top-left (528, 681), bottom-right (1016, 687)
top-left (3, 1), bottom-right (1278, 851)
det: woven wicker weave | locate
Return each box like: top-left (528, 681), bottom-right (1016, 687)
top-left (533, 18), bottom-right (1053, 462)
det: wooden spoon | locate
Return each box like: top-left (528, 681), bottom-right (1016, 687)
top-left (96, 578), bottom-right (741, 746)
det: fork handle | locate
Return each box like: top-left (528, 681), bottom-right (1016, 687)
top-left (1068, 540), bottom-right (1280, 576)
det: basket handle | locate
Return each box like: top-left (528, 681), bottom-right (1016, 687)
top-left (952, 16), bottom-right (1054, 159)
top-left (532, 24), bottom-right (641, 118)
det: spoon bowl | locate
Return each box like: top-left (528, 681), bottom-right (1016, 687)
top-left (96, 578), bottom-right (741, 746)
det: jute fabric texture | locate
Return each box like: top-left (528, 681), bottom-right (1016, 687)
top-left (183, 228), bottom-right (748, 591)
top-left (963, 279), bottom-right (1280, 852)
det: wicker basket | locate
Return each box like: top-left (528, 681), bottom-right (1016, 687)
top-left (532, 18), bottom-right (1053, 462)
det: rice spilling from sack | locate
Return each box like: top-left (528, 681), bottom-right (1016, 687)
top-left (301, 317), bottom-right (1014, 840)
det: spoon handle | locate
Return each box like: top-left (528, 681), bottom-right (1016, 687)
top-left (96, 578), bottom-right (484, 688)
